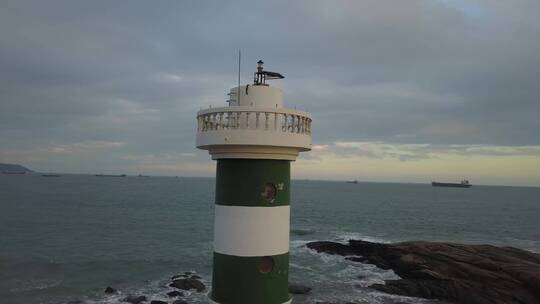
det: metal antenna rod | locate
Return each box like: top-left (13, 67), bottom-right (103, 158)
top-left (237, 49), bottom-right (241, 105)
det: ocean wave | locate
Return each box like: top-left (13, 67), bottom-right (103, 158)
top-left (8, 278), bottom-right (63, 293)
top-left (291, 228), bottom-right (316, 236)
top-left (290, 262), bottom-right (315, 272)
top-left (51, 234), bottom-right (429, 304)
top-left (333, 231), bottom-right (391, 243)
top-left (77, 273), bottom-right (209, 304)
top-left (58, 257), bottom-right (430, 304)
top-left (359, 290), bottom-right (431, 304)
top-left (352, 263), bottom-right (400, 287)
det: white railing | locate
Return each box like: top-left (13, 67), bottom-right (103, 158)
top-left (197, 107), bottom-right (312, 135)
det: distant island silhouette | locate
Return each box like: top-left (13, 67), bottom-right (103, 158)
top-left (0, 163), bottom-right (34, 174)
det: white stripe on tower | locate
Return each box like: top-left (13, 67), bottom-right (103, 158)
top-left (214, 205), bottom-right (290, 257)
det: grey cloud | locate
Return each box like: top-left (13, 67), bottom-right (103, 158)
top-left (307, 142), bottom-right (540, 162)
top-left (0, 0), bottom-right (539, 174)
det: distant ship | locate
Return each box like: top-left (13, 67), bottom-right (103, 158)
top-left (95, 174), bottom-right (126, 177)
top-left (432, 180), bottom-right (472, 188)
top-left (346, 180), bottom-right (359, 184)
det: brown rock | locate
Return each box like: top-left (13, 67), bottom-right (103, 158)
top-left (104, 286), bottom-right (116, 294)
top-left (307, 240), bottom-right (540, 304)
top-left (169, 278), bottom-right (206, 292)
top-left (288, 283), bottom-right (312, 294)
top-left (166, 290), bottom-right (184, 297)
top-left (122, 295), bottom-right (147, 304)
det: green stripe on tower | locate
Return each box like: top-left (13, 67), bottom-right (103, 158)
top-left (211, 252), bottom-right (290, 304)
top-left (216, 159), bottom-right (290, 206)
top-left (211, 159), bottom-right (291, 304)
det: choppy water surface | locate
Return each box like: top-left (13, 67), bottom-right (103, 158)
top-left (1, 175), bottom-right (539, 304)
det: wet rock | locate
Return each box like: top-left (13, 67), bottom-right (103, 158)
top-left (150, 301), bottom-right (168, 304)
top-left (172, 300), bottom-right (188, 304)
top-left (306, 241), bottom-right (358, 256)
top-left (122, 295), bottom-right (147, 304)
top-left (288, 283), bottom-right (312, 294)
top-left (166, 290), bottom-right (184, 297)
top-left (104, 286), bottom-right (116, 294)
top-left (189, 274), bottom-right (201, 279)
top-left (307, 239), bottom-right (540, 304)
top-left (169, 278), bottom-right (206, 292)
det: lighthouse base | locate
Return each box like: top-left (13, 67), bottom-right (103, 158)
top-left (208, 295), bottom-right (292, 304)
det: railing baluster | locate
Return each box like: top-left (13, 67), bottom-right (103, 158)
top-left (197, 110), bottom-right (310, 136)
top-left (203, 114), bottom-right (207, 131)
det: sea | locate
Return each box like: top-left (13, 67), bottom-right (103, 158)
top-left (1, 174), bottom-right (539, 304)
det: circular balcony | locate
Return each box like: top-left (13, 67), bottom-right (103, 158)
top-left (196, 106), bottom-right (312, 160)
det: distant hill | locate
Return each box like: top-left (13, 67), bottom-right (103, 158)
top-left (0, 163), bottom-right (34, 173)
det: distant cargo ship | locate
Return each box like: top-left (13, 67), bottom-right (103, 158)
top-left (432, 180), bottom-right (471, 188)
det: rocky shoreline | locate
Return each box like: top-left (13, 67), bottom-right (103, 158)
top-left (102, 272), bottom-right (206, 304)
top-left (98, 240), bottom-right (540, 304)
top-left (102, 272), bottom-right (313, 304)
top-left (307, 240), bottom-right (540, 304)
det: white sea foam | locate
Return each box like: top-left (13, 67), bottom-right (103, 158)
top-left (71, 234), bottom-right (433, 304)
top-left (286, 232), bottom-right (435, 304)
top-left (80, 275), bottom-right (209, 304)
top-left (290, 262), bottom-right (315, 271)
top-left (9, 278), bottom-right (62, 293)
top-left (290, 239), bottom-right (320, 256)
top-left (353, 263), bottom-right (400, 287)
top-left (290, 239), bottom-right (312, 248)
top-left (334, 231), bottom-right (391, 243)
top-left (361, 289), bottom-right (431, 304)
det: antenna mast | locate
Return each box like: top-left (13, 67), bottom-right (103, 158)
top-left (237, 50), bottom-right (241, 105)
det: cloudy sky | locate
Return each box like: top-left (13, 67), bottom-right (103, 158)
top-left (1, 0), bottom-right (539, 186)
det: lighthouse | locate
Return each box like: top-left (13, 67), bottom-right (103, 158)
top-left (196, 60), bottom-right (312, 304)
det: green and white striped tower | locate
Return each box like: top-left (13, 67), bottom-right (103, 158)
top-left (196, 60), bottom-right (312, 304)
